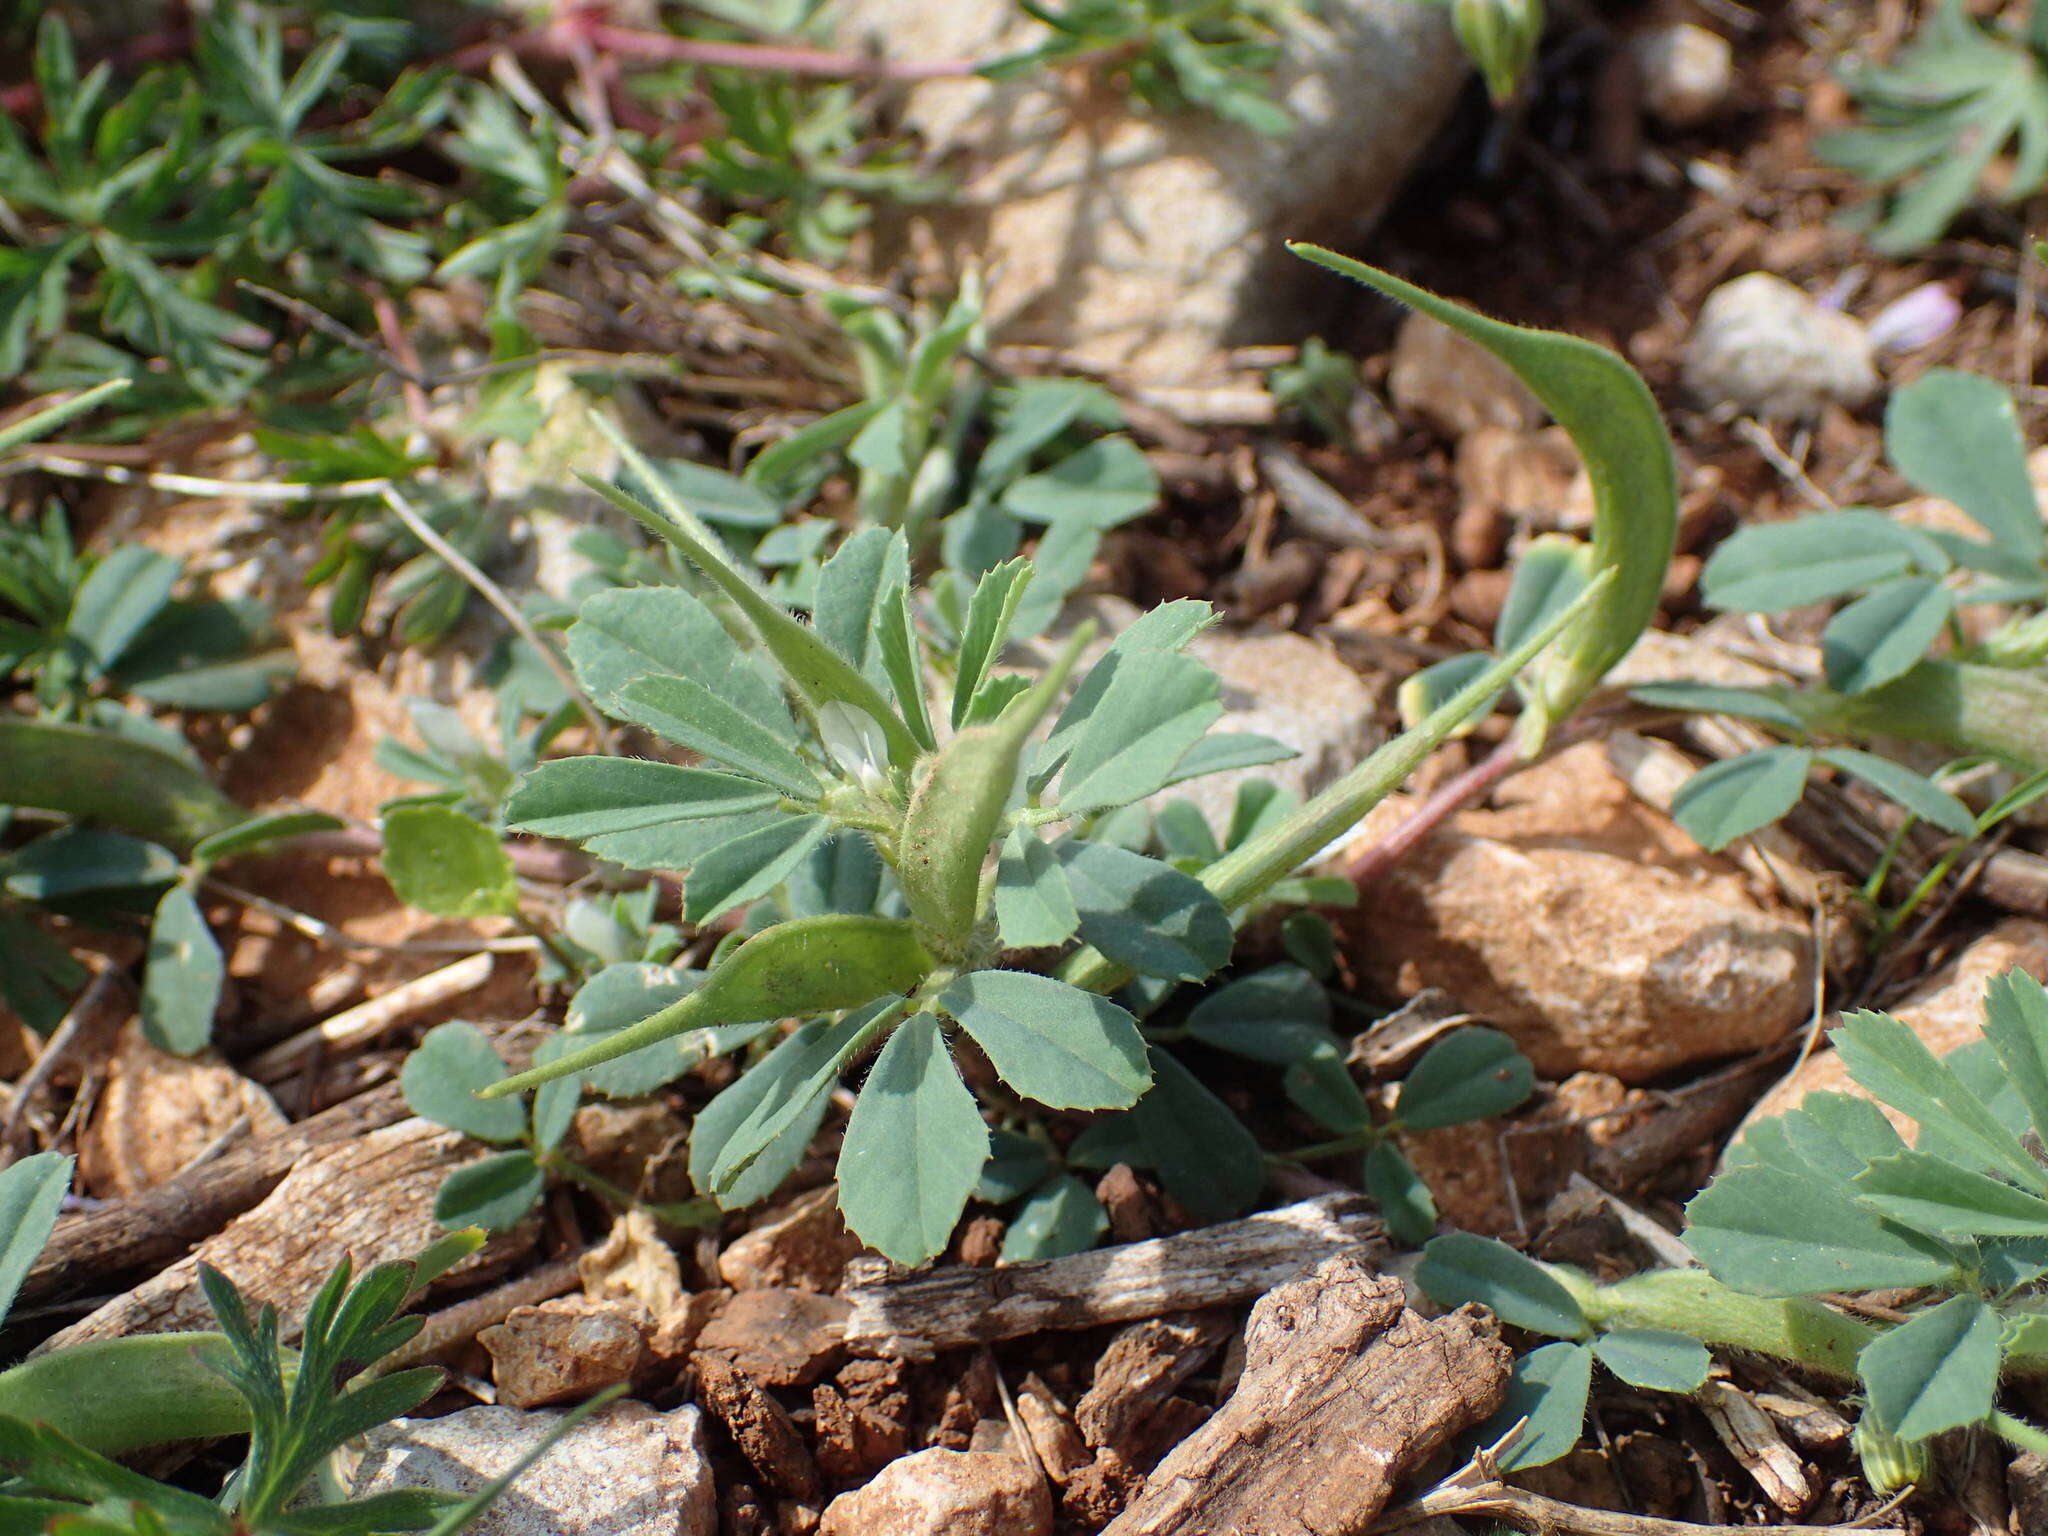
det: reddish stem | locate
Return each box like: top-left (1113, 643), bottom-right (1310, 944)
top-left (1344, 735), bottom-right (1525, 889)
top-left (453, 20), bottom-right (979, 83)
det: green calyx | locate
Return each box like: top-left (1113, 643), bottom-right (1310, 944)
top-left (897, 624), bottom-right (1092, 957)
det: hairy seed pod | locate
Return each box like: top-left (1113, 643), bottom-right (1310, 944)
top-left (483, 914), bottom-right (934, 1097)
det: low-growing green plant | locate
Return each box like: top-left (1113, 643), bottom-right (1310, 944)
top-left (452, 248), bottom-right (1677, 1266)
top-left (1419, 968), bottom-right (2048, 1487)
top-left (0, 10), bottom-right (450, 409)
top-left (1819, 0), bottom-right (2048, 255)
top-left (1265, 336), bottom-right (1361, 447)
top-left (1438, 0), bottom-right (1544, 106)
top-left (981, 0), bottom-right (1308, 136)
top-left (0, 1156), bottom-right (598, 1531)
top-left (1632, 368), bottom-right (2048, 907)
top-left (0, 386), bottom-right (329, 1045)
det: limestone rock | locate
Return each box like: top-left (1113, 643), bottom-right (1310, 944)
top-left (819, 1449), bottom-right (1052, 1536)
top-left (827, 1), bottom-right (1468, 383)
top-left (1742, 918), bottom-right (2048, 1134)
top-left (347, 1402), bottom-right (715, 1536)
top-left (1390, 314), bottom-right (1545, 439)
top-left (718, 1184), bottom-right (866, 1293)
top-left (1341, 743), bottom-right (1814, 1082)
top-left (480, 1296), bottom-right (651, 1409)
top-left (693, 1287), bottom-right (851, 1387)
top-left (1682, 273), bottom-right (1880, 420)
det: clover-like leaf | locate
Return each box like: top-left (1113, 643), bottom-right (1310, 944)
top-left (837, 1012), bottom-right (989, 1265)
top-left (434, 1150), bottom-right (543, 1231)
top-left (402, 1023), bottom-right (527, 1144)
top-left (381, 805), bottom-right (518, 920)
top-left (1001, 1174), bottom-right (1109, 1262)
top-left (1418, 1233), bottom-right (1587, 1338)
top-left (140, 883), bottom-right (222, 1056)
top-left (940, 971), bottom-right (1148, 1110)
top-left (1859, 1294), bottom-right (2001, 1442)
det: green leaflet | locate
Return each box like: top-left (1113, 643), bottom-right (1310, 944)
top-left (0, 716), bottom-right (246, 853)
top-left (836, 1012), bottom-right (989, 1264)
top-left (482, 914), bottom-right (934, 1096)
top-left (897, 625), bottom-right (1089, 952)
top-left (1287, 244), bottom-right (1676, 743)
top-left (581, 416), bottom-right (923, 771)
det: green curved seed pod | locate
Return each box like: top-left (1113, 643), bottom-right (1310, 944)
top-left (1287, 244), bottom-right (1677, 751)
top-left (0, 1334), bottom-right (249, 1453)
top-left (0, 717), bottom-right (247, 853)
top-left (897, 627), bottom-right (1090, 953)
top-left (483, 914), bottom-right (934, 1097)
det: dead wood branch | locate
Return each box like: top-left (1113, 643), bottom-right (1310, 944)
top-left (840, 1194), bottom-right (1385, 1358)
top-left (35, 1119), bottom-right (519, 1352)
top-left (20, 1081), bottom-right (408, 1305)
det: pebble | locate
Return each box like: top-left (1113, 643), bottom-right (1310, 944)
top-left (818, 1449), bottom-right (1052, 1536)
top-left (1341, 742), bottom-right (1815, 1082)
top-left (347, 1403), bottom-right (715, 1536)
top-left (1741, 917), bottom-right (2048, 1134)
top-left (1681, 272), bottom-right (1880, 420)
top-left (1633, 23), bottom-right (1733, 129)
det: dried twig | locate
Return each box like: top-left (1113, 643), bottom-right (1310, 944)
top-left (245, 953), bottom-right (496, 1084)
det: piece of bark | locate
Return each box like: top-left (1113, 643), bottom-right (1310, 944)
top-left (1697, 1380), bottom-right (1814, 1516)
top-left (382, 1260), bottom-right (582, 1372)
top-left (842, 1195), bottom-right (1385, 1358)
top-left (21, 1081), bottom-right (409, 1305)
top-left (1075, 1312), bottom-right (1232, 1452)
top-left (693, 1352), bottom-right (823, 1503)
top-left (36, 1118), bottom-right (510, 1352)
top-left (1098, 1257), bottom-right (1508, 1536)
top-left (1016, 1375), bottom-right (1092, 1486)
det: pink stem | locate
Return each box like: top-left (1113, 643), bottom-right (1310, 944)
top-left (454, 21), bottom-right (980, 83)
top-left (1344, 735), bottom-right (1524, 889)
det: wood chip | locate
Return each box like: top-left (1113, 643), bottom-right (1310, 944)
top-left (1099, 1257), bottom-right (1508, 1535)
top-left (245, 953), bottom-right (494, 1083)
top-left (36, 1117), bottom-right (515, 1352)
top-left (841, 1194), bottom-right (1385, 1358)
top-left (1075, 1313), bottom-right (1231, 1452)
top-left (694, 1352), bottom-right (823, 1503)
top-left (1697, 1378), bottom-right (1815, 1516)
top-left (78, 1023), bottom-right (288, 1197)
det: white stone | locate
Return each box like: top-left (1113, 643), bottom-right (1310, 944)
top-left (1682, 272), bottom-right (1880, 421)
top-left (827, 1), bottom-right (1469, 382)
top-left (819, 1449), bottom-right (1051, 1536)
top-left (346, 1402), bottom-right (715, 1536)
top-left (1634, 23), bottom-right (1733, 129)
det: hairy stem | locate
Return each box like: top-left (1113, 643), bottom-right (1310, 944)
top-left (1549, 1265), bottom-right (1874, 1380)
top-left (1775, 661), bottom-right (2048, 771)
